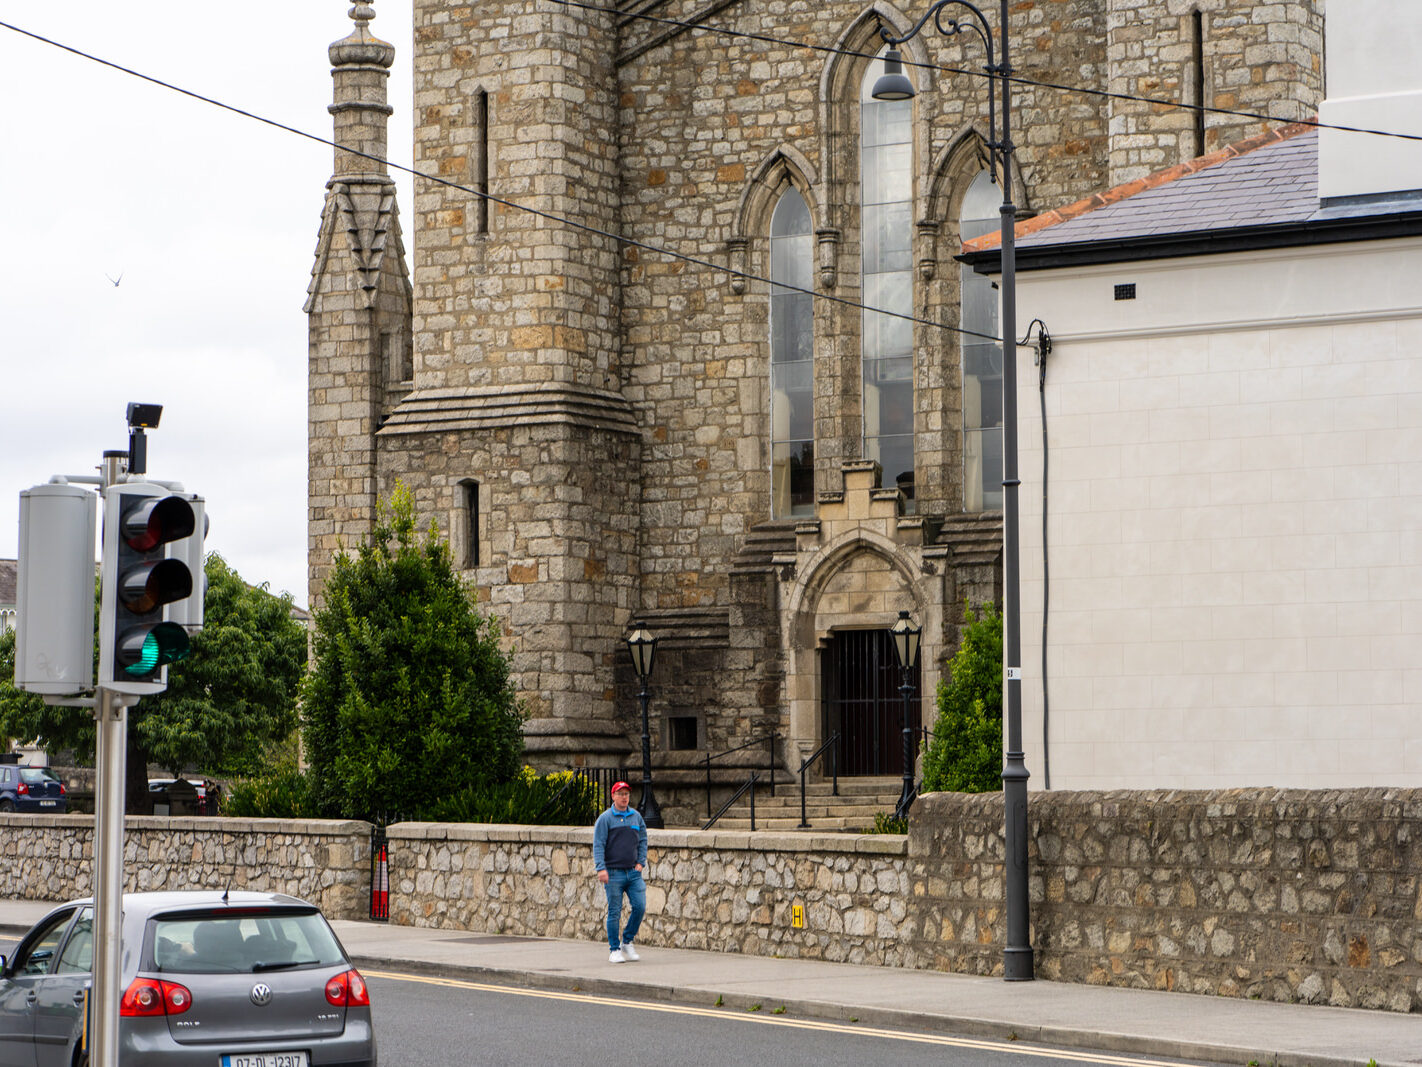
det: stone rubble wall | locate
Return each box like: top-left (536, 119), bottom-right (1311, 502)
top-left (8, 787), bottom-right (1422, 1013)
top-left (0, 815), bottom-right (370, 921)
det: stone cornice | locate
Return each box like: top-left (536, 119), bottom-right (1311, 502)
top-left (377, 382), bottom-right (640, 437)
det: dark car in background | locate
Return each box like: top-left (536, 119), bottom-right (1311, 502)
top-left (148, 779), bottom-right (217, 816)
top-left (0, 765), bottom-right (67, 813)
top-left (0, 890), bottom-right (377, 1066)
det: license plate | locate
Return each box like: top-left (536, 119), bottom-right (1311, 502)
top-left (220, 1054), bottom-right (308, 1067)
top-left (40, 800), bottom-right (56, 807)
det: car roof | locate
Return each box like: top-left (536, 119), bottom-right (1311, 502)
top-left (59, 891), bottom-right (317, 918)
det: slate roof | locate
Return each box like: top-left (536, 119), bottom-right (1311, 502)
top-left (960, 121), bottom-right (1422, 268)
top-left (0, 560), bottom-right (15, 607)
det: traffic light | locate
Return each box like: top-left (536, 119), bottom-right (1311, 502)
top-left (14, 483), bottom-right (98, 696)
top-left (98, 483), bottom-right (196, 695)
top-left (165, 493), bottom-right (208, 633)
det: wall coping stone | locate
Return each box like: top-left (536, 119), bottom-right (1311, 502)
top-left (383, 822), bottom-right (908, 856)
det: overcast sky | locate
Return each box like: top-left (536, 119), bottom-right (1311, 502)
top-left (1, 1), bottom-right (415, 609)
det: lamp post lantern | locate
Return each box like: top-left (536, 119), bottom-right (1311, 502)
top-left (625, 625), bottom-right (664, 829)
top-left (872, 0), bottom-right (1033, 981)
top-left (890, 610), bottom-right (922, 820)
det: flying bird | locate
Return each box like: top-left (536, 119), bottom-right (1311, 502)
top-left (105, 271), bottom-right (123, 287)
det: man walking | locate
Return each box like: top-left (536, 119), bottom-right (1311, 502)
top-left (593, 780), bottom-right (648, 963)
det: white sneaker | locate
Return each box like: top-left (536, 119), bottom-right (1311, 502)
top-left (609, 949), bottom-right (625, 963)
top-left (621, 943), bottom-right (640, 961)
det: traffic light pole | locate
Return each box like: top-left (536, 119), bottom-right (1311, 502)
top-left (91, 688), bottom-right (127, 1067)
top-left (91, 448), bottom-right (128, 1067)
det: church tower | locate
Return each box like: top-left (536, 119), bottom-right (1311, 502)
top-left (310, 0), bottom-right (642, 769)
top-left (306, 0), bottom-right (413, 600)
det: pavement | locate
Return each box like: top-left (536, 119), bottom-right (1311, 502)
top-left (1, 899), bottom-right (1415, 1067)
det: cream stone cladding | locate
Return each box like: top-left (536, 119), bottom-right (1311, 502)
top-left (372, 415), bottom-right (640, 759)
top-left (308, 3), bottom-right (413, 602)
top-left (1106, 0), bottom-right (1324, 186)
top-left (311, 0), bottom-right (1328, 775)
top-left (615, 0), bottom-right (1115, 622)
top-left (410, 0), bottom-right (622, 390)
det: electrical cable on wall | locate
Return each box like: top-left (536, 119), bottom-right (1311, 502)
top-left (1018, 319), bottom-right (1052, 789)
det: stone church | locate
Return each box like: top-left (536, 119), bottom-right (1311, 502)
top-left (306, 0), bottom-right (1324, 795)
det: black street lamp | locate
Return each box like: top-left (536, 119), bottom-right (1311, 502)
top-left (625, 625), bottom-right (664, 829)
top-left (872, 0), bottom-right (1033, 981)
top-left (890, 610), bottom-right (922, 821)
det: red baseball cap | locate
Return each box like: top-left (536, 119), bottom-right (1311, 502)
top-left (611, 781), bottom-right (631, 794)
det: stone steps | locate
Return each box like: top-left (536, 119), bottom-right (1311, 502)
top-left (701, 776), bottom-right (906, 832)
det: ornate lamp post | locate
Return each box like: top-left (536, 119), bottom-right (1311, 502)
top-left (890, 610), bottom-right (922, 820)
top-left (625, 625), bottom-right (664, 829)
top-left (872, 0), bottom-right (1034, 981)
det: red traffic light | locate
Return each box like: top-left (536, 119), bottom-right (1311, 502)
top-left (121, 495), bottom-right (195, 552)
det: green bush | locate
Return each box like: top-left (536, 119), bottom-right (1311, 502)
top-left (301, 484), bottom-right (524, 822)
top-left (222, 770), bottom-right (320, 819)
top-left (867, 812), bottom-right (908, 835)
top-left (921, 600), bottom-right (1004, 794)
top-left (425, 767), bottom-right (602, 826)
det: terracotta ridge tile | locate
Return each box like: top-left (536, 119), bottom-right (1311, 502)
top-left (961, 120), bottom-right (1317, 254)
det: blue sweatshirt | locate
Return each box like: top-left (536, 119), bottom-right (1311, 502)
top-left (592, 805), bottom-right (648, 871)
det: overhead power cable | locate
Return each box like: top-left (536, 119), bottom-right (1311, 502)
top-left (0, 17), bottom-right (1000, 343)
top-left (550, 0), bottom-right (1422, 144)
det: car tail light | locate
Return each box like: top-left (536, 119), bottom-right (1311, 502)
top-left (324, 969), bottom-right (370, 1007)
top-left (59, 784), bottom-right (67, 796)
top-left (16, 783), bottom-right (27, 796)
top-left (120, 978), bottom-right (193, 1017)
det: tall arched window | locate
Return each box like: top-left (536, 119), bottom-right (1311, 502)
top-left (960, 169), bottom-right (1001, 511)
top-left (860, 54), bottom-right (915, 509)
top-left (770, 187), bottom-right (814, 518)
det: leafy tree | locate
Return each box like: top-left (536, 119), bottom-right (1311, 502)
top-left (301, 483), bottom-right (524, 821)
top-left (921, 600), bottom-right (1004, 794)
top-left (0, 554), bottom-right (306, 811)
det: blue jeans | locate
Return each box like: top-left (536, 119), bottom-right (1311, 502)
top-left (603, 868), bottom-right (645, 950)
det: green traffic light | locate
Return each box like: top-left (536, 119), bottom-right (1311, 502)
top-left (118, 622), bottom-right (190, 678)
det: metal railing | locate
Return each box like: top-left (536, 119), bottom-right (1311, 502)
top-left (702, 771), bottom-right (760, 831)
top-left (369, 823), bottom-right (390, 922)
top-left (701, 732), bottom-right (777, 819)
top-left (796, 732), bottom-right (840, 829)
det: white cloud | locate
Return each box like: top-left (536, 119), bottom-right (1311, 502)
top-left (2, 0), bottom-right (415, 607)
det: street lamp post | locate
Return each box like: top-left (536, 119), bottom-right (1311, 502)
top-left (872, 0), bottom-right (1033, 981)
top-left (890, 610), bottom-right (922, 821)
top-left (625, 626), bottom-right (664, 829)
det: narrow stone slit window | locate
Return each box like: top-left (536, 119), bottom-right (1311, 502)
top-left (1191, 9), bottom-right (1206, 157)
top-left (383, 330), bottom-right (412, 383)
top-left (474, 90), bottom-right (490, 234)
top-left (455, 478), bottom-right (480, 569)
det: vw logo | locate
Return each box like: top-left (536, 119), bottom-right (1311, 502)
top-left (250, 983), bottom-right (273, 1007)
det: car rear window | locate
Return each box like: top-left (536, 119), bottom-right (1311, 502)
top-left (18, 768), bottom-right (58, 784)
top-left (148, 909), bottom-right (346, 974)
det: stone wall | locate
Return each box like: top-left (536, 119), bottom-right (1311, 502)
top-left (386, 822), bottom-right (912, 962)
top-left (10, 787), bottom-right (1422, 1013)
top-left (0, 815), bottom-right (370, 921)
top-left (902, 789), bottom-right (1422, 1013)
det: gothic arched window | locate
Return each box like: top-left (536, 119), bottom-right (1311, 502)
top-left (960, 169), bottom-right (1002, 511)
top-left (770, 186), bottom-right (815, 518)
top-left (860, 55), bottom-right (915, 509)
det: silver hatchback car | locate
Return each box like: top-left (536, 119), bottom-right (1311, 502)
top-left (0, 891), bottom-right (376, 1066)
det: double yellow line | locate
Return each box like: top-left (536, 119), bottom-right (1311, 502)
top-left (361, 970), bottom-right (1188, 1066)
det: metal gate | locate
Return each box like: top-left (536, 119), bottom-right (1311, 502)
top-left (822, 628), bottom-right (921, 776)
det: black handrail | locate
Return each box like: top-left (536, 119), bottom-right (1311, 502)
top-left (702, 771), bottom-right (760, 831)
top-left (797, 732), bottom-right (841, 829)
top-left (702, 732), bottom-right (777, 819)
